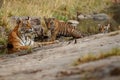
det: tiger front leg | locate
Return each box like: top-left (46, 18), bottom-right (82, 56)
top-left (18, 46), bottom-right (31, 50)
top-left (11, 46), bottom-right (31, 52)
top-left (50, 32), bottom-right (57, 41)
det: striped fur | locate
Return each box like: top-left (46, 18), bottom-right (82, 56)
top-left (44, 17), bottom-right (83, 42)
top-left (33, 25), bottom-right (48, 42)
top-left (7, 17), bottom-right (56, 53)
top-left (98, 23), bottom-right (111, 33)
top-left (29, 17), bottom-right (49, 42)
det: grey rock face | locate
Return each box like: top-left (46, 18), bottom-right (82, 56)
top-left (67, 20), bottom-right (79, 27)
top-left (77, 12), bottom-right (110, 22)
top-left (92, 13), bottom-right (110, 21)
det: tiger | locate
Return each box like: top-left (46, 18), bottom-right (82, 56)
top-left (98, 23), bottom-right (111, 33)
top-left (7, 17), bottom-right (56, 53)
top-left (10, 16), bottom-right (48, 42)
top-left (44, 17), bottom-right (83, 43)
top-left (30, 18), bottom-right (49, 42)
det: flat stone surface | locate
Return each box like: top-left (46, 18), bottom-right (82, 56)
top-left (0, 30), bottom-right (120, 80)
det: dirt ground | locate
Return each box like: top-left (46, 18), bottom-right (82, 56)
top-left (0, 30), bottom-right (120, 80)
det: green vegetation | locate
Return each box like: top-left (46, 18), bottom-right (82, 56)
top-left (72, 48), bottom-right (120, 66)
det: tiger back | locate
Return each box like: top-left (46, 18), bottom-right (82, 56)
top-left (44, 17), bottom-right (83, 41)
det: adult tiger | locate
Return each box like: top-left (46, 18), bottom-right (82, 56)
top-left (7, 17), bottom-right (56, 53)
top-left (44, 17), bottom-right (83, 43)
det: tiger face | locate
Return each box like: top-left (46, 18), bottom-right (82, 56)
top-left (17, 17), bottom-right (33, 34)
top-left (98, 23), bottom-right (111, 33)
top-left (44, 17), bottom-right (55, 31)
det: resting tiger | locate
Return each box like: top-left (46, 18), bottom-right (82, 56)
top-left (44, 17), bottom-right (83, 43)
top-left (98, 23), bottom-right (111, 33)
top-left (23, 16), bottom-right (50, 42)
top-left (7, 17), bottom-right (56, 53)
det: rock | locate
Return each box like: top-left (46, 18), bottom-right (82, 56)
top-left (77, 12), bottom-right (93, 21)
top-left (10, 16), bottom-right (41, 25)
top-left (0, 30), bottom-right (120, 80)
top-left (76, 12), bottom-right (110, 22)
top-left (78, 14), bottom-right (93, 20)
top-left (84, 14), bottom-right (93, 19)
top-left (77, 14), bottom-right (86, 20)
top-left (91, 13), bottom-right (110, 21)
top-left (67, 20), bottom-right (79, 24)
top-left (67, 20), bottom-right (79, 27)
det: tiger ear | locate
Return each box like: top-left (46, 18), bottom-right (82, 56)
top-left (16, 18), bottom-right (21, 24)
top-left (28, 16), bottom-right (30, 19)
top-left (28, 16), bottom-right (31, 20)
top-left (27, 16), bottom-right (31, 23)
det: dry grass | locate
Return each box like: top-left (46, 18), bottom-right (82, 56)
top-left (0, 0), bottom-right (113, 34)
top-left (72, 48), bottom-right (120, 66)
top-left (0, 0), bottom-right (111, 23)
top-left (1, 0), bottom-right (111, 17)
top-left (0, 0), bottom-right (119, 50)
top-left (0, 38), bottom-right (7, 45)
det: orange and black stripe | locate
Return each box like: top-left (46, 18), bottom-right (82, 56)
top-left (44, 17), bottom-right (83, 42)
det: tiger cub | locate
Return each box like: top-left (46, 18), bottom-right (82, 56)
top-left (25, 17), bottom-right (50, 42)
top-left (7, 17), bottom-right (56, 53)
top-left (98, 23), bottom-right (111, 33)
top-left (44, 17), bottom-right (83, 43)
